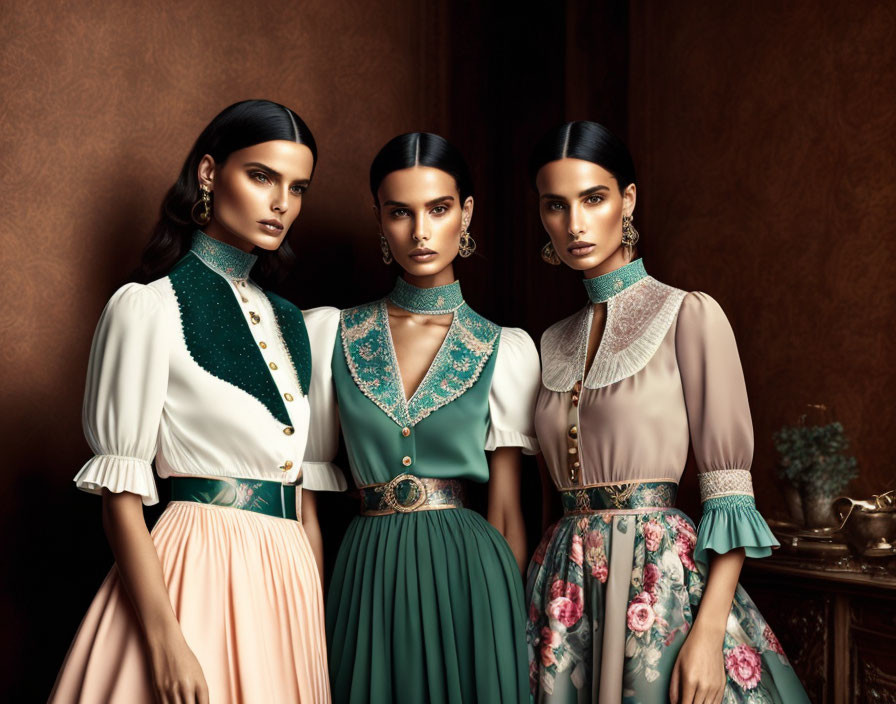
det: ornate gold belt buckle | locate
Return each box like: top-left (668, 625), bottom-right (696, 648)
top-left (383, 473), bottom-right (427, 513)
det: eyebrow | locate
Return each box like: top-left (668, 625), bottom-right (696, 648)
top-left (383, 195), bottom-right (455, 208)
top-left (540, 185), bottom-right (610, 200)
top-left (244, 162), bottom-right (310, 186)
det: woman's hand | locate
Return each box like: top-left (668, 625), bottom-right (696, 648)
top-left (670, 547), bottom-right (745, 704)
top-left (669, 621), bottom-right (726, 704)
top-left (146, 625), bottom-right (210, 704)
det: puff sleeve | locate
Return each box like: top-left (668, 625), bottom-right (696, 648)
top-left (73, 284), bottom-right (168, 505)
top-left (301, 306), bottom-right (347, 491)
top-left (485, 327), bottom-right (541, 455)
top-left (676, 292), bottom-right (779, 567)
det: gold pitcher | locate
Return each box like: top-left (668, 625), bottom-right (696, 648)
top-left (833, 490), bottom-right (896, 557)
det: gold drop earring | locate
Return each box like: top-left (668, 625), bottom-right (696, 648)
top-left (540, 241), bottom-right (562, 265)
top-left (622, 214), bottom-right (640, 260)
top-left (191, 185), bottom-right (212, 226)
top-left (458, 219), bottom-right (476, 258)
top-left (379, 232), bottom-right (393, 265)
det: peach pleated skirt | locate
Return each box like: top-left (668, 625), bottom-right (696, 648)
top-left (50, 501), bottom-right (331, 703)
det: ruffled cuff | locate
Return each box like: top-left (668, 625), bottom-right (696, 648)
top-left (485, 427), bottom-right (540, 456)
top-left (301, 461), bottom-right (347, 492)
top-left (694, 494), bottom-right (779, 567)
top-left (74, 454), bottom-right (159, 506)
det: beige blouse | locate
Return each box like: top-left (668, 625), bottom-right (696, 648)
top-left (535, 277), bottom-right (754, 503)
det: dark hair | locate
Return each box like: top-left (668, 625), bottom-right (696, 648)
top-left (134, 99), bottom-right (317, 286)
top-left (529, 121), bottom-right (636, 193)
top-left (369, 132), bottom-right (473, 205)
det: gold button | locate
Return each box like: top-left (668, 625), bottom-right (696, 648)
top-left (401, 427), bottom-right (411, 437)
top-left (259, 341), bottom-right (267, 349)
top-left (250, 312), bottom-right (260, 324)
top-left (281, 460), bottom-right (294, 471)
top-left (269, 362), bottom-right (278, 370)
top-left (568, 425), bottom-right (578, 439)
top-left (402, 456), bottom-right (412, 467)
top-left (284, 393), bottom-right (294, 402)
top-left (571, 394), bottom-right (579, 407)
top-left (573, 381), bottom-right (582, 393)
top-left (568, 447), bottom-right (578, 455)
top-left (283, 426), bottom-right (294, 436)
top-left (572, 461), bottom-right (581, 469)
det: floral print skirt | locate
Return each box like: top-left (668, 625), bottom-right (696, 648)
top-left (525, 509), bottom-right (810, 703)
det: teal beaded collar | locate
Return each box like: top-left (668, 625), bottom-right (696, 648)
top-left (190, 230), bottom-right (257, 280)
top-left (387, 277), bottom-right (465, 315)
top-left (583, 258), bottom-right (648, 303)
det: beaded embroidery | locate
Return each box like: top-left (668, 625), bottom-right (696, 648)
top-left (169, 253), bottom-right (294, 426)
top-left (698, 468), bottom-right (754, 502)
top-left (541, 277), bottom-right (688, 391)
top-left (191, 230), bottom-right (257, 280)
top-left (388, 277), bottom-right (464, 314)
top-left (267, 292), bottom-right (312, 396)
top-left (582, 258), bottom-right (648, 303)
top-left (340, 299), bottom-right (500, 427)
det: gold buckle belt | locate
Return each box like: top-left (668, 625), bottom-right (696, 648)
top-left (359, 475), bottom-right (465, 516)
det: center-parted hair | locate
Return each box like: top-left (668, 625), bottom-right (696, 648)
top-left (369, 132), bottom-right (474, 205)
top-left (529, 121), bottom-right (636, 193)
top-left (136, 99), bottom-right (317, 286)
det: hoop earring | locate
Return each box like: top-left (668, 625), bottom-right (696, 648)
top-left (458, 228), bottom-right (476, 258)
top-left (622, 214), bottom-right (640, 260)
top-left (191, 186), bottom-right (212, 226)
top-left (540, 241), bottom-right (562, 265)
top-left (380, 233), bottom-right (393, 265)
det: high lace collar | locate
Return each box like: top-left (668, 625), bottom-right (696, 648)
top-left (387, 277), bottom-right (465, 314)
top-left (582, 258), bottom-right (648, 303)
top-left (190, 230), bottom-right (257, 280)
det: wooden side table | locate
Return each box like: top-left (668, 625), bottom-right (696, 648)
top-left (740, 553), bottom-right (896, 703)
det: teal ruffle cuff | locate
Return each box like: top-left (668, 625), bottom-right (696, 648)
top-left (694, 494), bottom-right (779, 567)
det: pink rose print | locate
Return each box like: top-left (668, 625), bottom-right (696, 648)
top-left (547, 597), bottom-right (583, 628)
top-left (585, 530), bottom-right (604, 550)
top-left (642, 519), bottom-right (665, 552)
top-left (763, 625), bottom-right (784, 655)
top-left (632, 590), bottom-right (651, 605)
top-left (643, 562), bottom-right (661, 593)
top-left (675, 532), bottom-right (697, 572)
top-left (550, 580), bottom-right (583, 607)
top-left (570, 534), bottom-right (584, 566)
top-left (591, 560), bottom-right (608, 583)
top-left (626, 599), bottom-right (656, 633)
top-left (725, 644), bottom-right (762, 690)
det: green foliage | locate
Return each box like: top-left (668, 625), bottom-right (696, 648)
top-left (774, 422), bottom-right (858, 497)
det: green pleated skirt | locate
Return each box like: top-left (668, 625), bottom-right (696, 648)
top-left (326, 508), bottom-right (529, 704)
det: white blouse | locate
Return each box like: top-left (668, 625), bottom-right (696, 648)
top-left (74, 244), bottom-right (346, 506)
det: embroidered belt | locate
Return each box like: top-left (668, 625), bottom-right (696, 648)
top-left (560, 481), bottom-right (677, 514)
top-left (170, 477), bottom-right (298, 520)
top-left (359, 475), bottom-right (465, 516)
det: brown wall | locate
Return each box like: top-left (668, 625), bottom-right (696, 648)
top-left (624, 0), bottom-right (896, 513)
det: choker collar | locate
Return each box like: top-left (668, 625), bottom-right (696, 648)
top-left (583, 258), bottom-right (648, 303)
top-left (388, 277), bottom-right (465, 314)
top-left (191, 230), bottom-right (257, 280)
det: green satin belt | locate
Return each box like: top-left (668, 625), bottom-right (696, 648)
top-left (358, 475), bottom-right (465, 516)
top-left (560, 481), bottom-right (677, 514)
top-left (170, 477), bottom-right (298, 520)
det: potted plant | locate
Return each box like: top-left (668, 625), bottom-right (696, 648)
top-left (774, 418), bottom-right (858, 528)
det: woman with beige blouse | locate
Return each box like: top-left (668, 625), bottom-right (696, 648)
top-left (525, 121), bottom-right (810, 704)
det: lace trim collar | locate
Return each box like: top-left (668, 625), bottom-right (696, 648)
top-left (541, 277), bottom-right (687, 391)
top-left (340, 299), bottom-right (500, 427)
top-left (190, 230), bottom-right (257, 280)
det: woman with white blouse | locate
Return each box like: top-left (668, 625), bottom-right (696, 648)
top-left (50, 100), bottom-right (345, 704)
